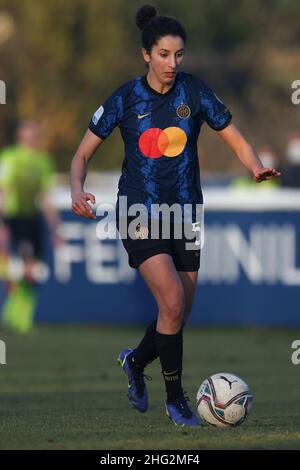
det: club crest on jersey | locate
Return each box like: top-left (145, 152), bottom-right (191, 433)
top-left (176, 104), bottom-right (191, 119)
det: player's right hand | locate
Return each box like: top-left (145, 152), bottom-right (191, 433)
top-left (71, 192), bottom-right (96, 219)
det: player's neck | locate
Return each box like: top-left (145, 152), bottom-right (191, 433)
top-left (146, 72), bottom-right (175, 95)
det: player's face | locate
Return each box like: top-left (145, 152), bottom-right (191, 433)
top-left (142, 35), bottom-right (185, 85)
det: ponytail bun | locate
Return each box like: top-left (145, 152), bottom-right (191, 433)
top-left (135, 4), bottom-right (157, 30)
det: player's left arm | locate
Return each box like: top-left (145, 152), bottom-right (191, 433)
top-left (217, 123), bottom-right (281, 182)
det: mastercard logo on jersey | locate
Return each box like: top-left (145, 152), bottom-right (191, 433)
top-left (139, 127), bottom-right (187, 159)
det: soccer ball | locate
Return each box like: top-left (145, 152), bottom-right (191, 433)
top-left (196, 372), bottom-right (253, 428)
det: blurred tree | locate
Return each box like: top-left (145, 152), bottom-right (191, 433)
top-left (0, 0), bottom-right (299, 172)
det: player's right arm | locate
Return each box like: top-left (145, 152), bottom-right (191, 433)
top-left (70, 129), bottom-right (103, 219)
top-left (72, 83), bottom-right (125, 218)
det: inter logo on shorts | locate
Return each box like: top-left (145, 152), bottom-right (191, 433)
top-left (176, 104), bottom-right (191, 119)
top-left (135, 223), bottom-right (149, 240)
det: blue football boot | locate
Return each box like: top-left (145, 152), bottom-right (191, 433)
top-left (117, 348), bottom-right (149, 413)
top-left (166, 394), bottom-right (200, 427)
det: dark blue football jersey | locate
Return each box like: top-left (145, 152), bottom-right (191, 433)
top-left (89, 72), bottom-right (232, 222)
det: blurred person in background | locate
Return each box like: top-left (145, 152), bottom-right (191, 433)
top-left (70, 4), bottom-right (281, 427)
top-left (231, 145), bottom-right (280, 189)
top-left (0, 120), bottom-right (61, 334)
top-left (281, 133), bottom-right (300, 188)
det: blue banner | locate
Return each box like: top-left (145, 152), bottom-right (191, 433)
top-left (34, 205), bottom-right (300, 326)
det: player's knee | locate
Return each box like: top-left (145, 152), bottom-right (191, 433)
top-left (160, 287), bottom-right (185, 322)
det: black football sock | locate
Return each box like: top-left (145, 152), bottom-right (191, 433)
top-left (130, 320), bottom-right (158, 370)
top-left (155, 328), bottom-right (183, 403)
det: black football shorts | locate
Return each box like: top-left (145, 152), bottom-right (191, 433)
top-left (116, 216), bottom-right (201, 272)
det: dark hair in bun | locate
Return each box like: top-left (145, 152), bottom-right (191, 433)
top-left (135, 4), bottom-right (187, 53)
top-left (135, 4), bottom-right (157, 31)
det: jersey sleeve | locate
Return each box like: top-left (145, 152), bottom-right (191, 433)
top-left (88, 85), bottom-right (124, 139)
top-left (196, 79), bottom-right (232, 131)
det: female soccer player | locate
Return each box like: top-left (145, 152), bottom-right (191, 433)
top-left (70, 5), bottom-right (281, 427)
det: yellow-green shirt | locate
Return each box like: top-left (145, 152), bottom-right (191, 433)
top-left (0, 144), bottom-right (55, 217)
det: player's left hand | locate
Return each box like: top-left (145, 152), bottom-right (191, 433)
top-left (253, 167), bottom-right (281, 183)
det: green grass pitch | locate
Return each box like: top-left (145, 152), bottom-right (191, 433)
top-left (0, 325), bottom-right (300, 449)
